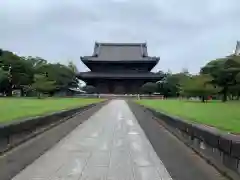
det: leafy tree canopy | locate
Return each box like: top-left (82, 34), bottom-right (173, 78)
top-left (141, 82), bottom-right (158, 94)
top-left (180, 74), bottom-right (221, 102)
top-left (0, 49), bottom-right (79, 96)
top-left (201, 55), bottom-right (240, 101)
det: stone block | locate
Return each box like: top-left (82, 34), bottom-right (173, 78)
top-left (0, 136), bottom-right (8, 152)
top-left (192, 125), bottom-right (219, 148)
top-left (187, 135), bottom-right (194, 145)
top-left (238, 160), bottom-right (240, 174)
top-left (212, 148), bottom-right (223, 163)
top-left (223, 153), bottom-right (238, 171)
top-left (174, 118), bottom-right (186, 132)
top-left (192, 138), bottom-right (201, 150)
top-left (219, 135), bottom-right (232, 154)
top-left (200, 143), bottom-right (219, 161)
top-left (203, 131), bottom-right (219, 148)
top-left (185, 124), bottom-right (194, 136)
top-left (230, 139), bottom-right (240, 159)
top-left (157, 113), bottom-right (171, 125)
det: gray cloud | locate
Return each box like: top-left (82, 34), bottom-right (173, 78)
top-left (0, 0), bottom-right (240, 73)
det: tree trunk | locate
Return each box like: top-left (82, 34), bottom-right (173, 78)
top-left (222, 87), bottom-right (228, 102)
top-left (6, 85), bottom-right (12, 96)
top-left (49, 91), bottom-right (54, 97)
top-left (20, 88), bottom-right (24, 97)
top-left (37, 92), bottom-right (41, 99)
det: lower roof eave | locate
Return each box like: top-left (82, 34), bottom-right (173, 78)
top-left (77, 76), bottom-right (162, 81)
top-left (76, 72), bottom-right (163, 81)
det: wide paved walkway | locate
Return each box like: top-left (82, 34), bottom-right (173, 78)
top-left (12, 100), bottom-right (172, 180)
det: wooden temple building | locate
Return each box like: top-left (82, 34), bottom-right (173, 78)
top-left (77, 42), bottom-right (162, 94)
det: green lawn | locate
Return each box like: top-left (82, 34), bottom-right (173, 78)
top-left (137, 99), bottom-right (240, 133)
top-left (0, 98), bottom-right (103, 123)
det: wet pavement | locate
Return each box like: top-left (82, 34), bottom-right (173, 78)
top-left (12, 100), bottom-right (172, 180)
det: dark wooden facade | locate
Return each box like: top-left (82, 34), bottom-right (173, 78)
top-left (77, 42), bottom-right (162, 94)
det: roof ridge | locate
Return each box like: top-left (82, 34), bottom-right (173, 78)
top-left (95, 42), bottom-right (147, 46)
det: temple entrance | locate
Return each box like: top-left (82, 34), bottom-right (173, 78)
top-left (107, 81), bottom-right (126, 94)
top-left (96, 81), bottom-right (109, 93)
top-left (93, 79), bottom-right (147, 94)
top-left (113, 83), bottom-right (125, 94)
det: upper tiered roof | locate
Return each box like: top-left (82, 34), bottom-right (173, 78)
top-left (81, 42), bottom-right (160, 62)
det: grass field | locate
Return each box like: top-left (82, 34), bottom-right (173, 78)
top-left (0, 98), bottom-right (103, 123)
top-left (137, 99), bottom-right (240, 133)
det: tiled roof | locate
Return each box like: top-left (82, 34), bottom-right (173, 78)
top-left (81, 42), bottom-right (159, 61)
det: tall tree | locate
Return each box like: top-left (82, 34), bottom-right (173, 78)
top-left (32, 74), bottom-right (57, 98)
top-left (0, 49), bottom-right (80, 96)
top-left (201, 55), bottom-right (240, 101)
top-left (0, 51), bottom-right (35, 95)
top-left (141, 82), bottom-right (157, 95)
top-left (0, 68), bottom-right (7, 83)
top-left (0, 68), bottom-right (8, 95)
top-left (36, 63), bottom-right (78, 90)
top-left (180, 74), bottom-right (221, 102)
top-left (157, 72), bottom-right (190, 97)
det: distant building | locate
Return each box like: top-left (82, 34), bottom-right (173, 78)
top-left (234, 41), bottom-right (240, 56)
top-left (77, 42), bottom-right (163, 94)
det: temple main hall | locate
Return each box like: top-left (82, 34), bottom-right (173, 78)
top-left (77, 42), bottom-right (162, 94)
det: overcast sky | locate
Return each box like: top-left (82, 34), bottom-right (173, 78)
top-left (0, 0), bottom-right (240, 73)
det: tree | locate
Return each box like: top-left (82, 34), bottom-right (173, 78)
top-left (141, 82), bottom-right (157, 95)
top-left (0, 51), bottom-right (35, 96)
top-left (228, 85), bottom-right (240, 100)
top-left (32, 74), bottom-right (57, 98)
top-left (36, 63), bottom-right (79, 90)
top-left (0, 68), bottom-right (8, 95)
top-left (24, 56), bottom-right (47, 70)
top-left (82, 85), bottom-right (96, 94)
top-left (180, 74), bottom-right (221, 102)
top-left (201, 55), bottom-right (240, 101)
top-left (0, 68), bottom-right (7, 83)
top-left (0, 48), bottom-right (79, 97)
top-left (228, 71), bottom-right (240, 99)
top-left (157, 72), bottom-right (190, 97)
